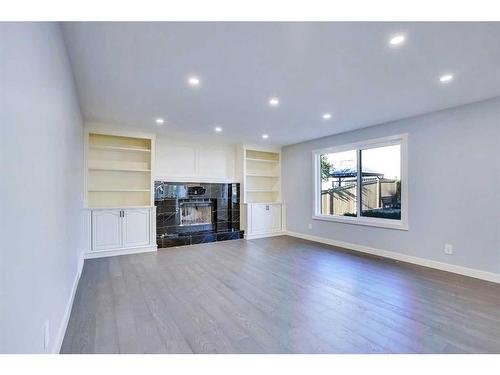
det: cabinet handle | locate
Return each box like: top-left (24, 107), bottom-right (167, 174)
top-left (266, 205), bottom-right (269, 211)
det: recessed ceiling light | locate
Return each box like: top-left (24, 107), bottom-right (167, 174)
top-left (187, 76), bottom-right (200, 87)
top-left (214, 126), bottom-right (222, 132)
top-left (439, 74), bottom-right (454, 83)
top-left (262, 134), bottom-right (269, 139)
top-left (269, 97), bottom-right (279, 107)
top-left (389, 34), bottom-right (406, 46)
top-left (322, 113), bottom-right (332, 120)
top-left (155, 118), bottom-right (164, 124)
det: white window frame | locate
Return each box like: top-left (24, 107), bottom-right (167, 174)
top-left (312, 134), bottom-right (408, 230)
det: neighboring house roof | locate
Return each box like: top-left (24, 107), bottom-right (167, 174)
top-left (329, 167), bottom-right (384, 178)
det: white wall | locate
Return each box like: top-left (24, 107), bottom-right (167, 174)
top-left (0, 23), bottom-right (84, 353)
top-left (156, 136), bottom-right (237, 182)
top-left (283, 97), bottom-right (500, 276)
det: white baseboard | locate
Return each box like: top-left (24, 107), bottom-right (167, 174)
top-left (83, 245), bottom-right (157, 259)
top-left (245, 231), bottom-right (287, 240)
top-left (286, 231), bottom-right (500, 284)
top-left (52, 254), bottom-right (84, 354)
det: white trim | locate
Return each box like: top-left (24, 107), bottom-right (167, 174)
top-left (83, 245), bottom-right (157, 259)
top-left (52, 255), bottom-right (84, 354)
top-left (85, 122), bottom-right (156, 140)
top-left (312, 213), bottom-right (408, 230)
top-left (87, 205), bottom-right (153, 210)
top-left (312, 133), bottom-right (407, 156)
top-left (312, 133), bottom-right (408, 230)
top-left (241, 143), bottom-right (281, 153)
top-left (286, 231), bottom-right (500, 284)
top-left (245, 231), bottom-right (287, 240)
top-left (155, 176), bottom-right (239, 184)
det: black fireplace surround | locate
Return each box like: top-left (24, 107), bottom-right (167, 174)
top-left (155, 181), bottom-right (243, 248)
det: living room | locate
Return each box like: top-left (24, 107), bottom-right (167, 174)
top-left (1, 1), bottom-right (499, 373)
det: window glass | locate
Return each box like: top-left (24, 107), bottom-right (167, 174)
top-left (320, 149), bottom-right (357, 217)
top-left (360, 144), bottom-right (401, 220)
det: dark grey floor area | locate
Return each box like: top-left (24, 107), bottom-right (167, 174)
top-left (61, 236), bottom-right (500, 353)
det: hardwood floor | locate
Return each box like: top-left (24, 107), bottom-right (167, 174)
top-left (61, 236), bottom-right (500, 353)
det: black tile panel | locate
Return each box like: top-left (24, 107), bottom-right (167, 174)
top-left (155, 181), bottom-right (241, 248)
top-left (191, 233), bottom-right (217, 244)
top-left (160, 236), bottom-right (191, 248)
top-left (216, 231), bottom-right (240, 241)
top-left (216, 222), bottom-right (229, 231)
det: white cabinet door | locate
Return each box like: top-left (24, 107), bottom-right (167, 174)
top-left (250, 204), bottom-right (271, 233)
top-left (122, 208), bottom-right (151, 248)
top-left (250, 204), bottom-right (282, 234)
top-left (92, 210), bottom-right (122, 251)
top-left (268, 204), bottom-right (282, 231)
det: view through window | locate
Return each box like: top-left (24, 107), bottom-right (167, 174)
top-left (320, 150), bottom-right (357, 217)
top-left (317, 137), bottom-right (404, 225)
top-left (360, 144), bottom-right (401, 220)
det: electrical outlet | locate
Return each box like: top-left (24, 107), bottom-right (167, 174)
top-left (444, 244), bottom-right (453, 255)
top-left (307, 223), bottom-right (312, 229)
top-left (43, 320), bottom-right (50, 352)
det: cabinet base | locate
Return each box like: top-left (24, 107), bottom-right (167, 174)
top-left (157, 229), bottom-right (244, 248)
top-left (84, 245), bottom-right (157, 259)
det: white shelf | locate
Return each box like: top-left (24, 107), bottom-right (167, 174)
top-left (245, 157), bottom-right (279, 163)
top-left (89, 167), bottom-right (151, 172)
top-left (88, 189), bottom-right (150, 192)
top-left (87, 132), bottom-right (153, 208)
top-left (86, 205), bottom-right (153, 210)
top-left (243, 148), bottom-right (281, 204)
top-left (247, 189), bottom-right (279, 193)
top-left (243, 201), bottom-right (282, 205)
top-left (90, 145), bottom-right (151, 153)
top-left (246, 173), bottom-right (280, 177)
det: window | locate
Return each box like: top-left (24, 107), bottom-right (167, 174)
top-left (320, 149), bottom-right (358, 217)
top-left (313, 134), bottom-right (408, 230)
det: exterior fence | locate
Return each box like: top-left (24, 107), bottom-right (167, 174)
top-left (321, 179), bottom-right (398, 215)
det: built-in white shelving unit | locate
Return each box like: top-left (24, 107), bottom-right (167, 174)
top-left (239, 146), bottom-right (284, 239)
top-left (84, 128), bottom-right (156, 259)
top-left (244, 149), bottom-right (281, 204)
top-left (87, 133), bottom-right (153, 208)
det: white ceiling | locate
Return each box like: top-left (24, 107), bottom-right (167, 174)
top-left (62, 22), bottom-right (500, 146)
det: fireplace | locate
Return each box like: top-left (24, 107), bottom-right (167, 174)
top-left (155, 181), bottom-right (243, 248)
top-left (180, 201), bottom-right (213, 226)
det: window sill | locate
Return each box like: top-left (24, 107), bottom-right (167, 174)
top-left (312, 214), bottom-right (408, 231)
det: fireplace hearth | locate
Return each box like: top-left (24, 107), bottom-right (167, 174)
top-left (155, 181), bottom-right (243, 248)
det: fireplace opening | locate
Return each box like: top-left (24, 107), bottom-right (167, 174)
top-left (179, 201), bottom-right (213, 226)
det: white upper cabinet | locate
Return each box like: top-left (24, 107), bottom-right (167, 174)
top-left (198, 145), bottom-right (235, 180)
top-left (155, 137), bottom-right (236, 182)
top-left (156, 143), bottom-right (197, 177)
